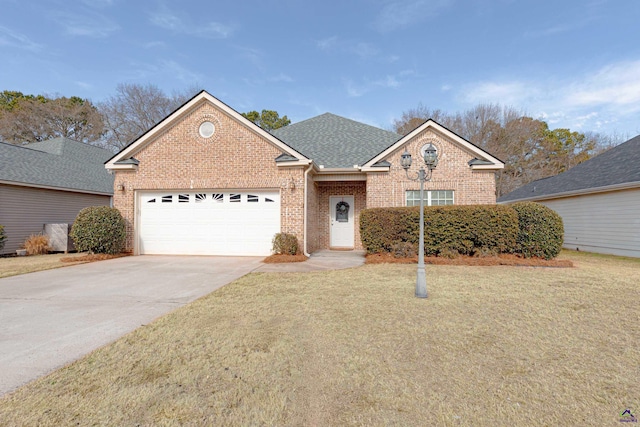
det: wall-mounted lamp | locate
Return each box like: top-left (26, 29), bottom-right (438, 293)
top-left (116, 183), bottom-right (125, 191)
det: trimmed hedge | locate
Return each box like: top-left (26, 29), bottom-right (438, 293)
top-left (360, 205), bottom-right (519, 257)
top-left (511, 202), bottom-right (564, 259)
top-left (70, 206), bottom-right (126, 254)
top-left (360, 203), bottom-right (564, 259)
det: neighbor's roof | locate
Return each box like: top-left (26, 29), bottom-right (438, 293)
top-left (272, 113), bottom-right (401, 168)
top-left (0, 137), bottom-right (114, 195)
top-left (498, 134), bottom-right (640, 202)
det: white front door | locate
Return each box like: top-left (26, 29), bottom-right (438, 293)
top-left (330, 195), bottom-right (355, 248)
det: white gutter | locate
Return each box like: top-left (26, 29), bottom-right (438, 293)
top-left (499, 180), bottom-right (640, 204)
top-left (302, 163), bottom-right (314, 257)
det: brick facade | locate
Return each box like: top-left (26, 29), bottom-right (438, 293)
top-left (111, 96), bottom-right (498, 255)
top-left (113, 102), bottom-right (305, 253)
top-left (366, 128), bottom-right (497, 208)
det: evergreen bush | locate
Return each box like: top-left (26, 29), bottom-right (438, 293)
top-left (70, 206), bottom-right (126, 254)
top-left (360, 205), bottom-right (519, 257)
top-left (272, 232), bottom-right (299, 255)
top-left (511, 202), bottom-right (564, 259)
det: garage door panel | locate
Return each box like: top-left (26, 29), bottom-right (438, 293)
top-left (138, 190), bottom-right (280, 256)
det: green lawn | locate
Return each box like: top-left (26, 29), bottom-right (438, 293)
top-left (0, 251), bottom-right (638, 426)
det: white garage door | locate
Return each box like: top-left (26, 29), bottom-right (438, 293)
top-left (138, 190), bottom-right (280, 256)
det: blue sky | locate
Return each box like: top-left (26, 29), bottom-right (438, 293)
top-left (1, 0), bottom-right (639, 137)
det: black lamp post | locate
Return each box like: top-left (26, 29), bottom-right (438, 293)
top-left (401, 143), bottom-right (439, 298)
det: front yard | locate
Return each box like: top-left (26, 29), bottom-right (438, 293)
top-left (0, 251), bottom-right (638, 426)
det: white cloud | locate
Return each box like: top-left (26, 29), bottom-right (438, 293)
top-left (269, 73), bottom-right (294, 83)
top-left (344, 74), bottom-right (405, 97)
top-left (75, 81), bottom-right (93, 90)
top-left (0, 25), bottom-right (43, 51)
top-left (150, 7), bottom-right (233, 39)
top-left (373, 0), bottom-right (453, 33)
top-left (316, 36), bottom-right (379, 59)
top-left (160, 60), bottom-right (203, 83)
top-left (317, 36), bottom-right (338, 50)
top-left (456, 59), bottom-right (640, 134)
top-left (81, 0), bottom-right (115, 7)
top-left (566, 60), bottom-right (640, 106)
top-left (53, 11), bottom-right (119, 37)
top-left (461, 81), bottom-right (539, 106)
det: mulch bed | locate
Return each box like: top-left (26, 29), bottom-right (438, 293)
top-left (262, 254), bottom-right (309, 263)
top-left (366, 253), bottom-right (574, 267)
top-left (60, 253), bottom-right (131, 263)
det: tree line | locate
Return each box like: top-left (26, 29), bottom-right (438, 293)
top-left (0, 85), bottom-right (290, 153)
top-left (0, 86), bottom-right (622, 197)
top-left (392, 103), bottom-right (621, 196)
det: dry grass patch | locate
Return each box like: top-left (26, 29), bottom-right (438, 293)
top-left (0, 253), bottom-right (88, 279)
top-left (0, 251), bottom-right (638, 426)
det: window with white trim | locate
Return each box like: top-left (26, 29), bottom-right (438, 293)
top-left (406, 190), bottom-right (454, 206)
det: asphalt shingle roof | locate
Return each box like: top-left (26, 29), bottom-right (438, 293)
top-left (498, 134), bottom-right (640, 202)
top-left (0, 137), bottom-right (114, 194)
top-left (272, 113), bottom-right (401, 168)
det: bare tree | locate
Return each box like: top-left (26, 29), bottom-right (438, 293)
top-left (0, 95), bottom-right (104, 144)
top-left (392, 103), bottom-right (451, 135)
top-left (99, 83), bottom-right (198, 151)
top-left (392, 103), bottom-right (601, 197)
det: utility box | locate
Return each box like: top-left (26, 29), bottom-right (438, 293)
top-left (44, 223), bottom-right (74, 253)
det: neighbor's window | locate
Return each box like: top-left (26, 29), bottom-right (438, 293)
top-left (406, 190), bottom-right (454, 206)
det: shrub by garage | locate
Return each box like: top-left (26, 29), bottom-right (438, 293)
top-left (70, 206), bottom-right (126, 255)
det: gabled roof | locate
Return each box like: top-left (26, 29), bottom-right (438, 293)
top-left (106, 90), bottom-right (310, 170)
top-left (498, 134), bottom-right (640, 203)
top-left (272, 113), bottom-right (401, 168)
top-left (362, 119), bottom-right (504, 171)
top-left (0, 138), bottom-right (113, 195)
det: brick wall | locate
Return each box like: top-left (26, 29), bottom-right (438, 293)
top-left (112, 103), bottom-right (497, 254)
top-left (113, 101), bottom-right (305, 253)
top-left (366, 128), bottom-right (497, 208)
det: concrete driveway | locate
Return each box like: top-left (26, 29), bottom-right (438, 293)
top-left (0, 255), bottom-right (263, 396)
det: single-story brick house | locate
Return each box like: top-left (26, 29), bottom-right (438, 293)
top-left (106, 90), bottom-right (504, 256)
top-left (499, 134), bottom-right (640, 258)
top-left (0, 138), bottom-right (114, 254)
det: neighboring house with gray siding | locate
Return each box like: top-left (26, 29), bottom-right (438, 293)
top-left (498, 134), bottom-right (640, 258)
top-left (0, 138), bottom-right (114, 254)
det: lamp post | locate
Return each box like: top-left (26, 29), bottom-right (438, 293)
top-left (401, 143), bottom-right (439, 298)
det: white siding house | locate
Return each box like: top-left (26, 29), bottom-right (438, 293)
top-left (498, 135), bottom-right (640, 258)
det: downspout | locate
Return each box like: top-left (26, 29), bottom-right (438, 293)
top-left (303, 164), bottom-right (313, 257)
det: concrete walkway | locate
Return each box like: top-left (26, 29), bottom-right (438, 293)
top-left (253, 249), bottom-right (366, 273)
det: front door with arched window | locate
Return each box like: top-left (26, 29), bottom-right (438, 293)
top-left (330, 195), bottom-right (354, 248)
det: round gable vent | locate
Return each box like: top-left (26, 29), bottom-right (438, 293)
top-left (199, 121), bottom-right (215, 138)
